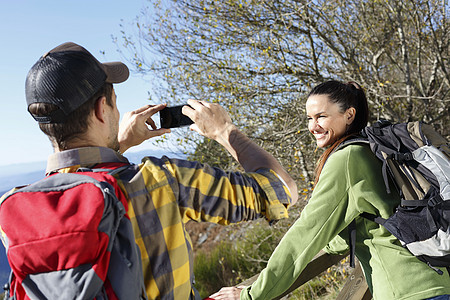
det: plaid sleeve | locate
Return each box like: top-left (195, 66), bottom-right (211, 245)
top-left (156, 157), bottom-right (292, 223)
top-left (248, 168), bottom-right (292, 220)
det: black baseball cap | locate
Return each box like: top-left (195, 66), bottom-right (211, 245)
top-left (25, 42), bottom-right (129, 123)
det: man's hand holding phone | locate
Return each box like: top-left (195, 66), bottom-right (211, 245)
top-left (118, 104), bottom-right (171, 153)
top-left (181, 99), bottom-right (236, 144)
top-left (160, 104), bottom-right (194, 128)
top-left (119, 100), bottom-right (236, 151)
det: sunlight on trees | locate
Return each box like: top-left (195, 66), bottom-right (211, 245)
top-left (114, 1), bottom-right (449, 297)
top-left (117, 0), bottom-right (449, 200)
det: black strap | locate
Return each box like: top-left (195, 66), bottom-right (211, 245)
top-left (360, 212), bottom-right (387, 225)
top-left (381, 161), bottom-right (391, 194)
top-left (348, 211), bottom-right (388, 268)
top-left (348, 219), bottom-right (356, 268)
top-left (400, 199), bottom-right (428, 207)
top-left (427, 193), bottom-right (444, 207)
top-left (3, 271), bottom-right (14, 299)
top-left (76, 165), bottom-right (129, 176)
top-left (102, 165), bottom-right (130, 176)
top-left (350, 213), bottom-right (387, 271)
top-left (75, 167), bottom-right (93, 173)
top-left (428, 262), bottom-right (444, 275)
top-left (391, 152), bottom-right (414, 163)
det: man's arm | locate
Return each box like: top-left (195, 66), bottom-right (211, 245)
top-left (183, 99), bottom-right (298, 204)
top-left (117, 100), bottom-right (298, 203)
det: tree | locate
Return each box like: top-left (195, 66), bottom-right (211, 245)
top-left (117, 0), bottom-right (449, 193)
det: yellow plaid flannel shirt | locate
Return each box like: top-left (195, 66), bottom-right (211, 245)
top-left (46, 147), bottom-right (292, 300)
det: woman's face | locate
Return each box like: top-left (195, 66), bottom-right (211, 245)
top-left (306, 94), bottom-right (355, 148)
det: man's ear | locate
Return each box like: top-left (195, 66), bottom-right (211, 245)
top-left (94, 96), bottom-right (107, 123)
top-left (345, 107), bottom-right (356, 125)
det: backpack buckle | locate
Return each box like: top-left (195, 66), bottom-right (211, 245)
top-left (391, 152), bottom-right (413, 163)
top-left (427, 195), bottom-right (444, 207)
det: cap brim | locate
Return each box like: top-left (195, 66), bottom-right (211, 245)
top-left (103, 62), bottom-right (129, 83)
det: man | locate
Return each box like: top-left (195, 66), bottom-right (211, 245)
top-left (23, 42), bottom-right (298, 299)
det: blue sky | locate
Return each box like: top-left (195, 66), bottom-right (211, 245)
top-left (0, 0), bottom-right (171, 167)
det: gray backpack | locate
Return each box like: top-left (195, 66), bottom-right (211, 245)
top-left (343, 120), bottom-right (450, 273)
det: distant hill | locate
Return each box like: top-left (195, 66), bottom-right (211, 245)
top-left (0, 148), bottom-right (188, 194)
top-left (0, 148), bottom-right (188, 285)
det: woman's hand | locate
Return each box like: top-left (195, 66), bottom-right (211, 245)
top-left (208, 286), bottom-right (245, 300)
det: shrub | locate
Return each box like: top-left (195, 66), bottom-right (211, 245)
top-left (193, 218), bottom-right (350, 299)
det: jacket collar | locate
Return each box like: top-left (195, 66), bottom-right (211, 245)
top-left (46, 146), bottom-right (129, 174)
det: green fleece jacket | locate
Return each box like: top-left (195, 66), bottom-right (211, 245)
top-left (241, 144), bottom-right (450, 300)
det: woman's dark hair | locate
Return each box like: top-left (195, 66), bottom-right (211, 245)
top-left (29, 83), bottom-right (113, 150)
top-left (310, 80), bottom-right (369, 183)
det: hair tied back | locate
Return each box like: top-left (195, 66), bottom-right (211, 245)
top-left (346, 81), bottom-right (361, 90)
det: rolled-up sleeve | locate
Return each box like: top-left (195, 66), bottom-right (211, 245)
top-left (249, 168), bottom-right (292, 220)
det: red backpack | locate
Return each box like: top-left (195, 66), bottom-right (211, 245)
top-left (0, 165), bottom-right (147, 299)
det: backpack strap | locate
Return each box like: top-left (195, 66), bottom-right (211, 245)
top-left (348, 220), bottom-right (357, 268)
top-left (361, 120), bottom-right (396, 194)
top-left (353, 212), bottom-right (388, 270)
top-left (360, 212), bottom-right (387, 225)
top-left (347, 213), bottom-right (389, 269)
top-left (399, 199), bottom-right (427, 207)
top-left (334, 136), bottom-right (370, 268)
top-left (76, 165), bottom-right (130, 176)
top-left (3, 271), bottom-right (14, 300)
top-left (77, 164), bottom-right (147, 299)
top-left (333, 135), bottom-right (369, 152)
top-left (104, 165), bottom-right (130, 176)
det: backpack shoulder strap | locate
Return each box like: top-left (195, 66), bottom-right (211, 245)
top-left (76, 164), bottom-right (130, 175)
top-left (333, 135), bottom-right (370, 153)
top-left (331, 136), bottom-right (369, 268)
top-left (74, 164), bottom-right (147, 299)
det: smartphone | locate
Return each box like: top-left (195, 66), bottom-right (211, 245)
top-left (160, 104), bottom-right (194, 128)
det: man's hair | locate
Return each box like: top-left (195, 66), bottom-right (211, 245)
top-left (29, 83), bottom-right (113, 150)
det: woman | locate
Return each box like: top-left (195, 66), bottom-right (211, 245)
top-left (210, 80), bottom-right (450, 300)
